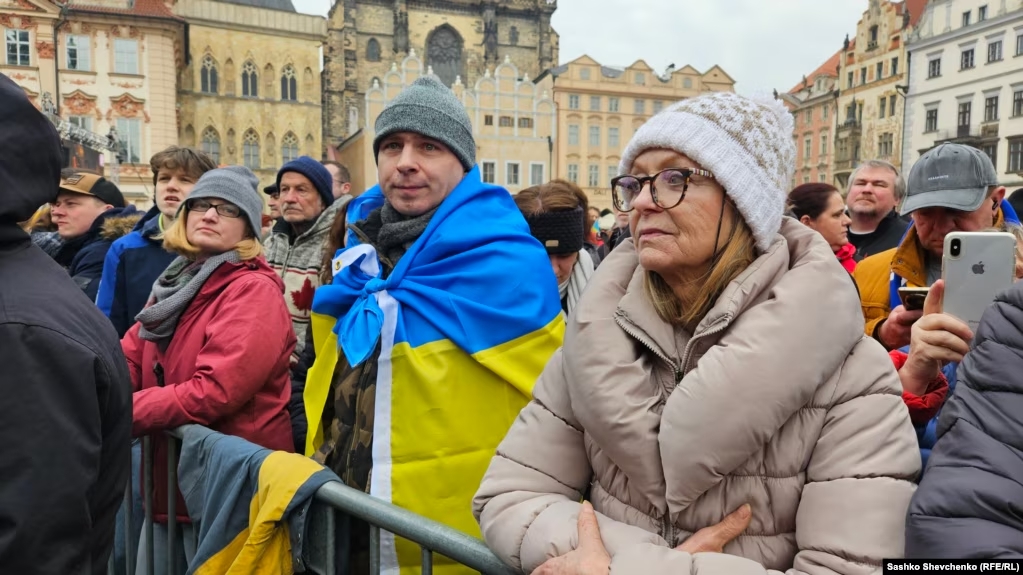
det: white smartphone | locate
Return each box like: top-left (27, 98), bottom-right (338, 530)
top-left (942, 231), bottom-right (1016, 331)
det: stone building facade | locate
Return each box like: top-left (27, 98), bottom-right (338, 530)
top-left (335, 51), bottom-right (556, 195)
top-left (539, 55), bottom-right (735, 211)
top-left (174, 0), bottom-right (325, 190)
top-left (322, 0), bottom-right (559, 152)
top-left (903, 0), bottom-right (1023, 190)
top-left (1, 0), bottom-right (185, 205)
top-left (833, 0), bottom-right (927, 188)
top-left (783, 50), bottom-right (841, 188)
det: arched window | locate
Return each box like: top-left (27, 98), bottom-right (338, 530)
top-left (281, 65), bottom-right (297, 101)
top-left (281, 132), bottom-right (299, 164)
top-left (241, 60), bottom-right (258, 98)
top-left (201, 127), bottom-right (220, 163)
top-left (201, 54), bottom-right (218, 94)
top-left (366, 38), bottom-right (381, 62)
top-left (242, 129), bottom-right (260, 169)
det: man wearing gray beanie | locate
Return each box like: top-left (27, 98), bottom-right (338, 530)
top-left (299, 73), bottom-right (565, 571)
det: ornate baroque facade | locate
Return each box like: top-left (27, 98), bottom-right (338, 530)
top-left (335, 52), bottom-right (556, 195)
top-left (833, 0), bottom-right (927, 187)
top-left (174, 0), bottom-right (326, 190)
top-left (322, 0), bottom-right (559, 151)
top-left (1, 0), bottom-right (184, 204)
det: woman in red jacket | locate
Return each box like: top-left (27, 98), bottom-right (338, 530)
top-left (121, 165), bottom-right (295, 573)
top-left (787, 183), bottom-right (856, 272)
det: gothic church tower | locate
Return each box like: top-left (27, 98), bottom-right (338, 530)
top-left (322, 0), bottom-right (558, 151)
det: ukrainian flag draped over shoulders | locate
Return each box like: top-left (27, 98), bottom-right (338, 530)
top-left (304, 166), bottom-right (564, 574)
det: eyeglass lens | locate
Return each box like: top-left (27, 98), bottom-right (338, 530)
top-left (613, 169), bottom-right (691, 211)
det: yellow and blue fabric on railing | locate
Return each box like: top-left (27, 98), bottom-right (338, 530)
top-left (303, 166), bottom-right (564, 574)
top-left (177, 425), bottom-right (338, 575)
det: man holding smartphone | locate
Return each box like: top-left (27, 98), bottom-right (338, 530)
top-left (854, 143), bottom-right (1019, 464)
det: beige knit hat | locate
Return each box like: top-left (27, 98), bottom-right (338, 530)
top-left (618, 92), bottom-right (796, 252)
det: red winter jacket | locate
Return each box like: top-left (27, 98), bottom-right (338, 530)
top-left (121, 256), bottom-right (296, 522)
top-left (889, 349), bottom-right (949, 426)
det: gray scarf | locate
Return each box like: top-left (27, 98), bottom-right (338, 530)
top-left (136, 251), bottom-right (241, 347)
top-left (370, 203), bottom-right (438, 267)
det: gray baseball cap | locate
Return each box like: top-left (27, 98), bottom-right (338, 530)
top-left (900, 143), bottom-right (998, 215)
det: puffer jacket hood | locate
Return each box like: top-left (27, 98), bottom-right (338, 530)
top-left (101, 211), bottom-right (144, 241)
top-left (0, 74), bottom-right (63, 226)
top-left (475, 218), bottom-right (920, 574)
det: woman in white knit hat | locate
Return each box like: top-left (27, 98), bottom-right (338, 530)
top-left (474, 92), bottom-right (919, 574)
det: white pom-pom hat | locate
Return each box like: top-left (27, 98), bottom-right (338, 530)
top-left (618, 91), bottom-right (796, 253)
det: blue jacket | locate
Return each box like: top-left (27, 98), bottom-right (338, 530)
top-left (96, 207), bottom-right (176, 337)
top-left (915, 361), bottom-right (958, 471)
top-left (54, 205), bottom-right (139, 302)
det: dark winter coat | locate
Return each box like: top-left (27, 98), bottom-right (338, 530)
top-left (54, 205), bottom-right (140, 301)
top-left (121, 256), bottom-right (296, 522)
top-left (96, 207), bottom-right (176, 337)
top-left (905, 281), bottom-right (1023, 558)
top-left (0, 73), bottom-right (132, 575)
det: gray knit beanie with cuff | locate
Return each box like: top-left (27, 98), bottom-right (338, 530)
top-left (373, 76), bottom-right (476, 171)
top-left (180, 165), bottom-right (264, 238)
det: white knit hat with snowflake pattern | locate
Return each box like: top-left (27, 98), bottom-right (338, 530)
top-left (618, 91), bottom-right (796, 253)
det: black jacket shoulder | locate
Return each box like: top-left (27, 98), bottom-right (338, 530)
top-left (0, 227), bottom-right (132, 575)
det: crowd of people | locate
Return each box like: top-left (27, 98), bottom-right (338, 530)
top-left (2, 65), bottom-right (1022, 575)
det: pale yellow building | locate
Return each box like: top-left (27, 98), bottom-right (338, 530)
top-left (336, 51), bottom-right (556, 195)
top-left (834, 0), bottom-right (927, 187)
top-left (173, 0), bottom-right (325, 191)
top-left (1, 0), bottom-right (185, 205)
top-left (538, 55), bottom-right (735, 211)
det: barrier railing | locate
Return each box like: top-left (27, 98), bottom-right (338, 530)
top-left (110, 426), bottom-right (514, 575)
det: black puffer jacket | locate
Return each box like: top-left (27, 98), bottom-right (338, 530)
top-left (905, 281), bottom-right (1023, 558)
top-left (0, 73), bottom-right (132, 575)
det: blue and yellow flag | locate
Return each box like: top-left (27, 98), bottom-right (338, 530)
top-left (304, 166), bottom-right (564, 574)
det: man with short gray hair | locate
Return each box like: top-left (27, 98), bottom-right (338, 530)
top-left (846, 159), bottom-right (910, 261)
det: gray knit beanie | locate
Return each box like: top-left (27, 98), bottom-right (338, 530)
top-left (179, 165), bottom-right (264, 238)
top-left (373, 76), bottom-right (475, 171)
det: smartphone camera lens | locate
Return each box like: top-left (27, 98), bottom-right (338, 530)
top-left (950, 238), bottom-right (961, 257)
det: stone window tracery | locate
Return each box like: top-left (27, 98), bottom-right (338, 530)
top-left (281, 65), bottom-right (297, 101)
top-left (201, 54), bottom-right (218, 94)
top-left (242, 60), bottom-right (258, 98)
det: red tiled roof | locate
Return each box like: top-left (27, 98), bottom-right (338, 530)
top-left (68, 0), bottom-right (183, 21)
top-left (788, 48), bottom-right (842, 94)
top-left (899, 0), bottom-right (928, 27)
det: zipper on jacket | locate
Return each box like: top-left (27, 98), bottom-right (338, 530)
top-left (661, 514), bottom-right (676, 547)
top-left (613, 311), bottom-right (677, 374)
top-left (677, 316), bottom-right (731, 377)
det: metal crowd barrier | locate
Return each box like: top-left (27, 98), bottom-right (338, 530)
top-left (109, 426), bottom-right (514, 575)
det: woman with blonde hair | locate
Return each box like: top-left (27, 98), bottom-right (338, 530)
top-left (120, 166), bottom-right (295, 572)
top-left (515, 180), bottom-right (596, 315)
top-left (474, 92), bottom-right (919, 574)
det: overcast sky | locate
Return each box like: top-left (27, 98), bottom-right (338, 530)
top-left (290, 0), bottom-right (870, 94)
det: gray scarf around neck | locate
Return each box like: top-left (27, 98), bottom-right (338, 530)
top-left (136, 250), bottom-right (241, 347)
top-left (376, 203), bottom-right (438, 265)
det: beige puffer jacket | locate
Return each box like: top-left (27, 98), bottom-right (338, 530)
top-left (474, 219), bottom-right (920, 575)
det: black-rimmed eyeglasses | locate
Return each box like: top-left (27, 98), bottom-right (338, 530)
top-left (611, 168), bottom-right (716, 212)
top-left (185, 198), bottom-right (242, 218)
